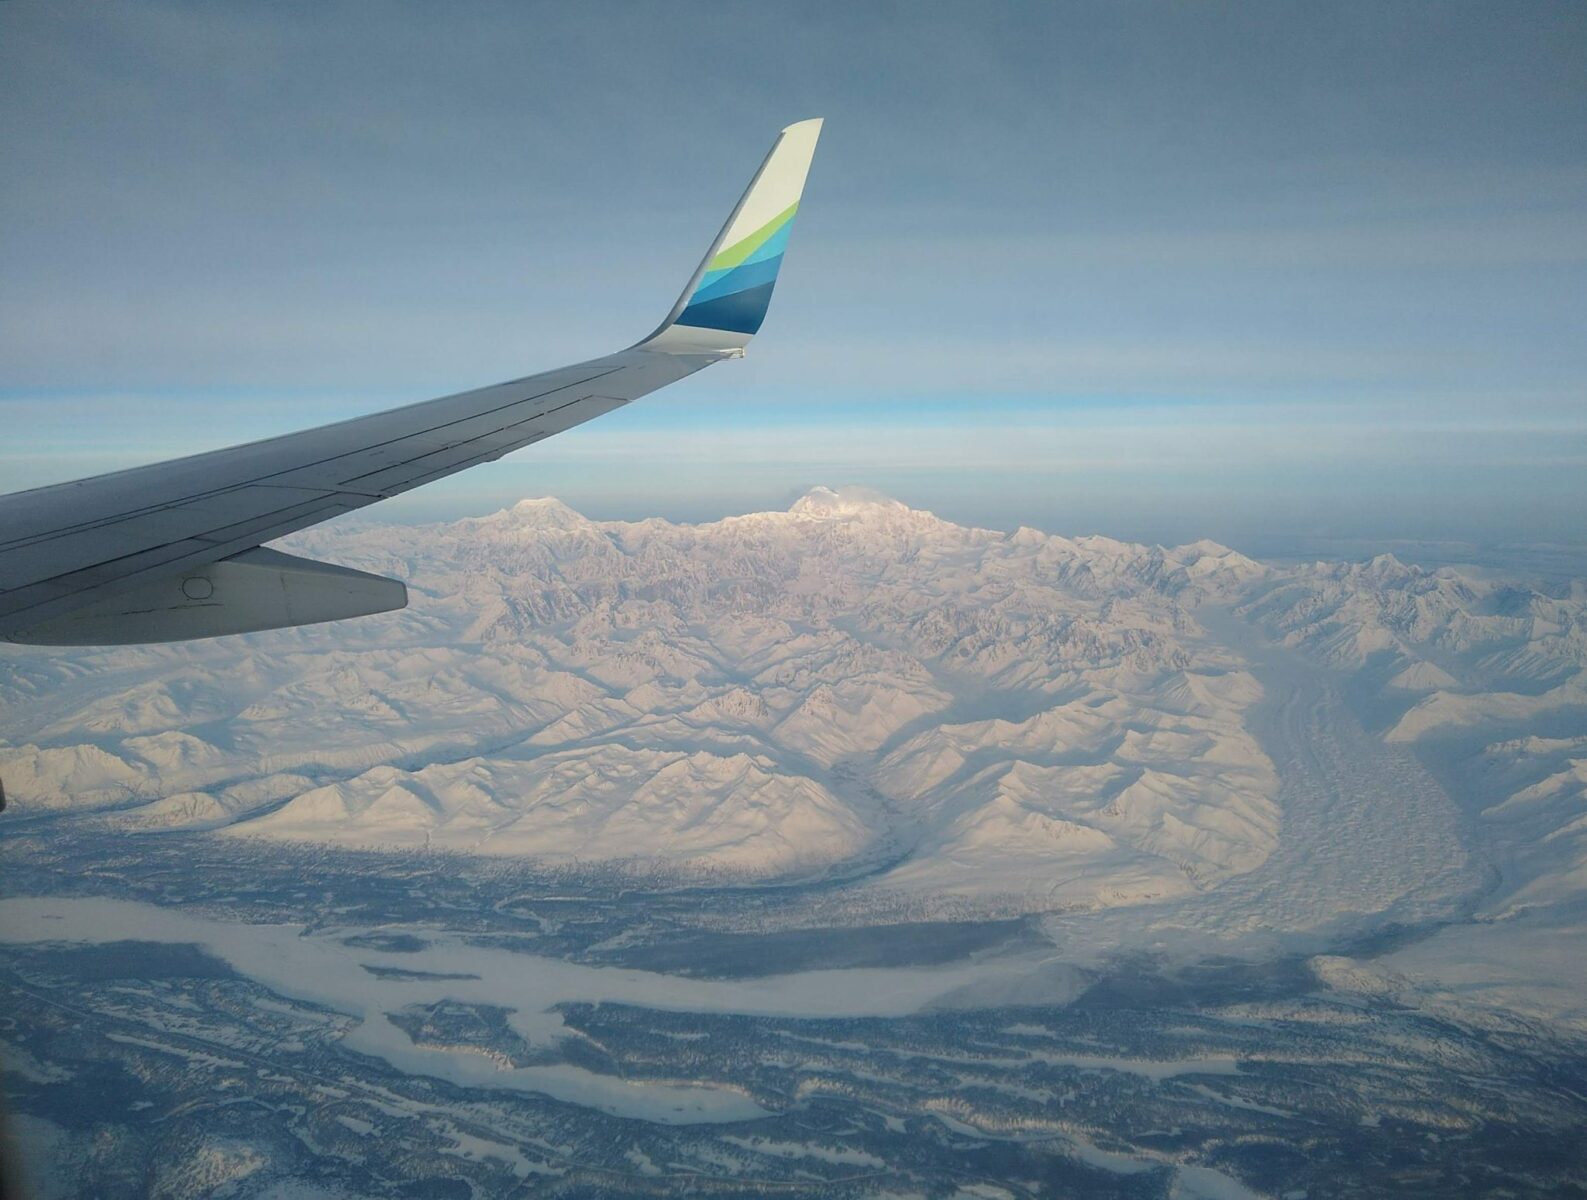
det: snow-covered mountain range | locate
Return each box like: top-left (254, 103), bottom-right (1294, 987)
top-left (4, 486), bottom-right (1586, 997)
top-left (1, 489), bottom-right (1273, 901)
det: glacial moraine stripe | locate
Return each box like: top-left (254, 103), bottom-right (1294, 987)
top-left (675, 202), bottom-right (800, 335)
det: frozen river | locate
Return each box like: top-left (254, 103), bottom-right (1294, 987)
top-left (0, 893), bottom-right (1035, 1123)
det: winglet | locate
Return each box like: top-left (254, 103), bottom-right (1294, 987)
top-left (639, 119), bottom-right (823, 355)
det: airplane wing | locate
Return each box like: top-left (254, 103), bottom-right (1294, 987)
top-left (0, 119), bottom-right (823, 645)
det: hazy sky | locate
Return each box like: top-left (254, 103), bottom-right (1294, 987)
top-left (2, 1), bottom-right (1584, 552)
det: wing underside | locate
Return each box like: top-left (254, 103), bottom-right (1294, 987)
top-left (0, 119), bottom-right (823, 644)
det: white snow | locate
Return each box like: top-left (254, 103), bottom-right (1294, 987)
top-left (5, 488), bottom-right (1587, 1032)
top-left (1, 489), bottom-right (1288, 904)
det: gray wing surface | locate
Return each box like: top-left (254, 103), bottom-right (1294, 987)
top-left (0, 350), bottom-right (710, 639)
top-left (0, 119), bottom-right (823, 645)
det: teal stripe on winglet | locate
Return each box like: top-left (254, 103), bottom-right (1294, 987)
top-left (688, 254), bottom-right (783, 306)
top-left (676, 281), bottom-right (778, 335)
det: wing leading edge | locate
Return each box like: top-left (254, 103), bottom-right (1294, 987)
top-left (0, 119), bottom-right (823, 645)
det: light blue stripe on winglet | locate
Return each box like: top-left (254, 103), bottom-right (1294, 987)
top-left (693, 225), bottom-right (793, 295)
top-left (736, 222), bottom-right (793, 269)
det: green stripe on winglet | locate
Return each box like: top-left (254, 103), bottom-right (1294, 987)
top-left (708, 203), bottom-right (799, 271)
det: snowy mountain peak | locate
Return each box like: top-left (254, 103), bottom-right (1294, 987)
top-left (1172, 539), bottom-right (1244, 561)
top-left (787, 486), bottom-right (911, 519)
top-left (500, 497), bottom-right (590, 529)
top-left (1364, 552), bottom-right (1413, 576)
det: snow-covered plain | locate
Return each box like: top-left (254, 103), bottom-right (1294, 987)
top-left (4, 487), bottom-right (1587, 1028)
top-left (0, 894), bottom-right (1015, 1122)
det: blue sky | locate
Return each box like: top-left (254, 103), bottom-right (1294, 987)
top-left (2, 1), bottom-right (1583, 552)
